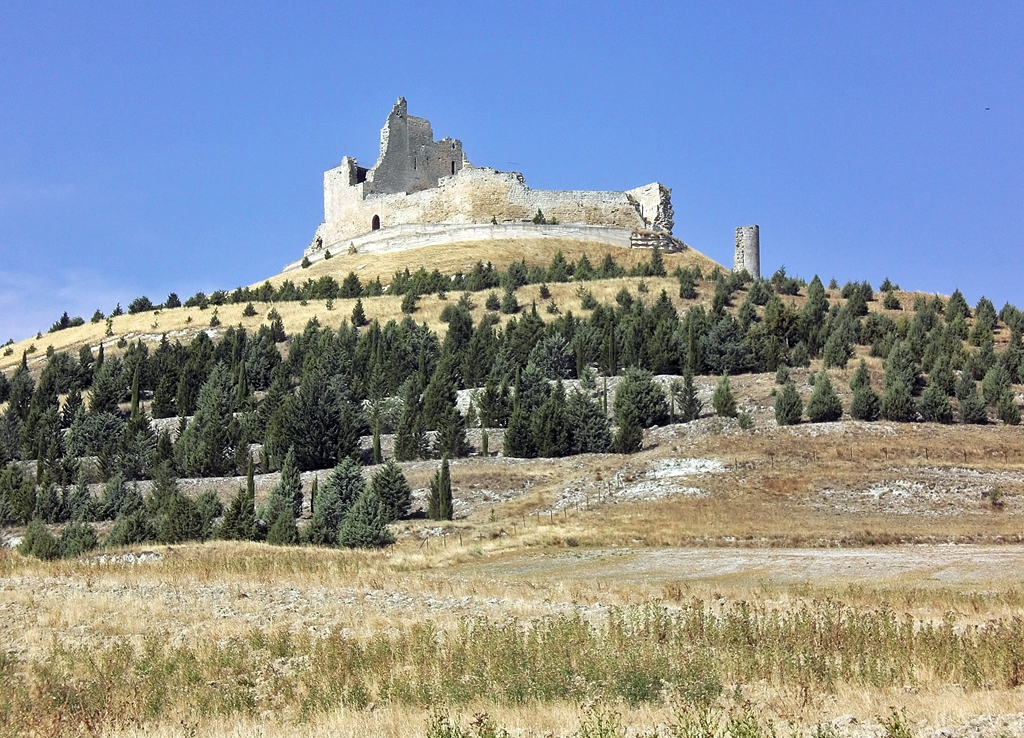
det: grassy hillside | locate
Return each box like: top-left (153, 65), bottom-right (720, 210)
top-left (0, 238), bottom-right (722, 375)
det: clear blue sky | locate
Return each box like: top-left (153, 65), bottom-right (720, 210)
top-left (1, 1), bottom-right (1021, 341)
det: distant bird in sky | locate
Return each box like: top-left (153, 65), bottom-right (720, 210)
top-left (985, 107), bottom-right (990, 110)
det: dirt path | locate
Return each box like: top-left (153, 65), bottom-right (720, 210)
top-left (460, 544), bottom-right (1024, 588)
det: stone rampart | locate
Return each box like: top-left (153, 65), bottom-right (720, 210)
top-left (285, 223), bottom-right (641, 272)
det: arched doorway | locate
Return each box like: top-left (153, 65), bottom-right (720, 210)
top-left (371, 214), bottom-right (380, 231)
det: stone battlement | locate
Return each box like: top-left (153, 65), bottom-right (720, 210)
top-left (286, 222), bottom-right (687, 272)
top-left (304, 98), bottom-right (678, 259)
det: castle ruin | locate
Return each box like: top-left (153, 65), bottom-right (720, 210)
top-left (734, 225), bottom-right (760, 280)
top-left (291, 98), bottom-right (686, 270)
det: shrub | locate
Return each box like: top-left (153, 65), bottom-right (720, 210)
top-left (128, 296), bottom-right (155, 314)
top-left (59, 521), bottom-right (99, 558)
top-left (18, 519), bottom-right (61, 560)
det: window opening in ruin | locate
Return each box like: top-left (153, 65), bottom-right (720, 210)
top-left (413, 157), bottom-right (416, 170)
top-left (371, 215), bottom-right (380, 231)
top-left (451, 161), bottom-right (455, 175)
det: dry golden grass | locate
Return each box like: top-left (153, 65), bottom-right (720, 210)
top-left (268, 236), bottom-right (722, 290)
top-left (0, 237), bottom-right (721, 373)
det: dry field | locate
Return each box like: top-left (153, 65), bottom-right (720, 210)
top-left (3, 411), bottom-right (1024, 737)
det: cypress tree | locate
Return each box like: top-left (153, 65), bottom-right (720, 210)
top-left (278, 445), bottom-right (303, 517)
top-left (613, 368), bottom-right (668, 427)
top-left (612, 404), bottom-right (644, 454)
top-left (220, 458), bottom-right (256, 540)
top-left (805, 372), bottom-right (843, 423)
top-left (129, 364), bottom-right (140, 421)
top-left (18, 519), bottom-right (61, 560)
top-left (422, 356), bottom-right (458, 430)
top-left (678, 368), bottom-right (703, 423)
top-left (928, 355), bottom-right (957, 396)
top-left (981, 364), bottom-right (1012, 407)
top-left (880, 342), bottom-right (918, 422)
top-left (427, 457), bottom-right (453, 520)
top-left (711, 373), bottom-right (738, 418)
top-left (351, 299), bottom-right (368, 327)
top-left (433, 405), bottom-right (471, 459)
top-left (174, 363), bottom-right (238, 477)
top-left (849, 384), bottom-right (881, 421)
top-left (151, 372), bottom-right (178, 418)
top-left (566, 389), bottom-right (612, 455)
top-left (394, 377), bottom-right (427, 461)
top-left (503, 402), bottom-right (535, 458)
top-left (822, 330), bottom-right (853, 369)
top-left (531, 381), bottom-right (571, 458)
top-left (59, 521), bottom-right (98, 558)
top-left (267, 507), bottom-right (300, 546)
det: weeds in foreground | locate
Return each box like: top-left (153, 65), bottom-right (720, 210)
top-left (4, 600), bottom-right (1023, 736)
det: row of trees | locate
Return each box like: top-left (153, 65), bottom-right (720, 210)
top-left (12, 450), bottom-right (458, 559)
top-left (5, 261), bottom-right (1022, 552)
top-left (48, 249), bottom-right (670, 333)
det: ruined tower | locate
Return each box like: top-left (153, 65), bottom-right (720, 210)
top-left (734, 225), bottom-right (760, 279)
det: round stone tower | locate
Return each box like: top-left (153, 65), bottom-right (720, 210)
top-left (734, 225), bottom-right (760, 279)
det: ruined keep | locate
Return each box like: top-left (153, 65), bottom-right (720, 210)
top-left (294, 98), bottom-right (685, 269)
top-left (734, 225), bottom-right (760, 280)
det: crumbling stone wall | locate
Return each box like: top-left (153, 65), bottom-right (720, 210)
top-left (312, 98), bottom-right (676, 254)
top-left (734, 225), bottom-right (760, 279)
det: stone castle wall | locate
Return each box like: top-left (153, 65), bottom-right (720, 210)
top-left (734, 225), bottom-right (760, 279)
top-left (306, 98), bottom-right (678, 258)
top-left (287, 222), bottom-right (642, 272)
top-left (315, 166), bottom-right (671, 254)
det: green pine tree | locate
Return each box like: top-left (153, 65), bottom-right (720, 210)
top-left (174, 363), bottom-right (238, 477)
top-left (956, 376), bottom-right (988, 424)
top-left (276, 445), bottom-right (303, 517)
top-left (918, 383), bottom-right (953, 424)
top-left (612, 404), bottom-right (644, 454)
top-left (503, 402), bottom-right (535, 458)
top-left (774, 382), bottom-right (803, 426)
top-left (307, 458), bottom-right (365, 545)
top-left (805, 372), bottom-right (843, 423)
top-left (371, 459), bottom-right (412, 522)
top-left (338, 489), bottom-right (395, 548)
top-left (849, 384), bottom-right (881, 421)
top-left (996, 390), bottom-right (1022, 426)
top-left (266, 507), bottom-right (300, 546)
